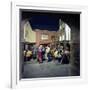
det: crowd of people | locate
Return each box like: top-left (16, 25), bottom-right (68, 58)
top-left (23, 43), bottom-right (70, 64)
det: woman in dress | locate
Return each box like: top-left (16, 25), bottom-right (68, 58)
top-left (37, 45), bottom-right (43, 63)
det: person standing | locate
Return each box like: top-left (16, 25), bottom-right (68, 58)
top-left (42, 45), bottom-right (46, 61)
top-left (25, 49), bottom-right (32, 61)
top-left (54, 49), bottom-right (58, 61)
top-left (37, 45), bottom-right (43, 63)
top-left (57, 51), bottom-right (62, 63)
top-left (32, 44), bottom-right (38, 60)
top-left (45, 45), bottom-right (50, 61)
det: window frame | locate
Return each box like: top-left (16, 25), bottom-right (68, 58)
top-left (11, 2), bottom-right (88, 88)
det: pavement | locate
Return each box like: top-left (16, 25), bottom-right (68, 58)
top-left (22, 60), bottom-right (75, 78)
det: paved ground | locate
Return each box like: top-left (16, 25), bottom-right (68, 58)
top-left (22, 60), bottom-right (74, 78)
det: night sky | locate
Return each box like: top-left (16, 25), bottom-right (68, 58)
top-left (29, 15), bottom-right (59, 31)
top-left (21, 10), bottom-right (80, 31)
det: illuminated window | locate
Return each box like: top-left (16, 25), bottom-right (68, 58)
top-left (41, 34), bottom-right (48, 40)
top-left (59, 36), bottom-right (62, 41)
top-left (65, 24), bottom-right (71, 41)
top-left (62, 35), bottom-right (65, 41)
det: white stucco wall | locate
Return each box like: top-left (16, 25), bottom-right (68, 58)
top-left (24, 21), bottom-right (36, 43)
